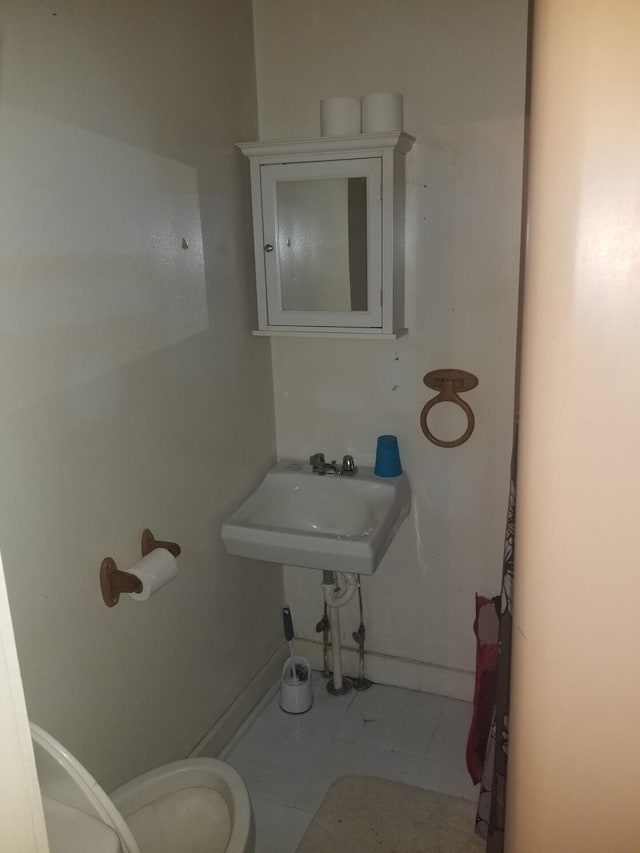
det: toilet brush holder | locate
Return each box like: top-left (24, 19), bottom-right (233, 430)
top-left (279, 656), bottom-right (313, 714)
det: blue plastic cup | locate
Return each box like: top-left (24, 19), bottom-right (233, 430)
top-left (374, 434), bottom-right (402, 477)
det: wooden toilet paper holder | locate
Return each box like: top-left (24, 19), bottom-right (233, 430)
top-left (140, 528), bottom-right (181, 559)
top-left (99, 529), bottom-right (181, 608)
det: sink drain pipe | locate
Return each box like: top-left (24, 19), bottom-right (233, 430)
top-left (322, 570), bottom-right (358, 695)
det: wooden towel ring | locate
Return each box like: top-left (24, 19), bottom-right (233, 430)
top-left (420, 369), bottom-right (478, 448)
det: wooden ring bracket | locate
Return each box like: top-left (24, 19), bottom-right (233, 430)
top-left (100, 528), bottom-right (182, 607)
top-left (420, 369), bottom-right (478, 448)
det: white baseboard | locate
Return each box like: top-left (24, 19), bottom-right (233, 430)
top-left (294, 638), bottom-right (475, 702)
top-left (189, 643), bottom-right (288, 759)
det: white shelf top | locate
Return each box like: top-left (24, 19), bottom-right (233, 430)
top-left (237, 131), bottom-right (415, 159)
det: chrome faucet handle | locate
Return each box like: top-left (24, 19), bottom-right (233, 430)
top-left (342, 454), bottom-right (358, 474)
top-left (309, 452), bottom-right (326, 471)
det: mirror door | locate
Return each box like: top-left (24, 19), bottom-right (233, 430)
top-left (260, 157), bottom-right (382, 328)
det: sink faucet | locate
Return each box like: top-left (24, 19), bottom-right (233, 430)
top-left (309, 452), bottom-right (326, 472)
top-left (309, 453), bottom-right (358, 476)
top-left (342, 454), bottom-right (357, 474)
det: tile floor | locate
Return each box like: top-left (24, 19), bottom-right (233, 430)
top-left (224, 674), bottom-right (478, 853)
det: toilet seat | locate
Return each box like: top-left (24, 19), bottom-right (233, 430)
top-left (112, 758), bottom-right (252, 852)
top-left (31, 723), bottom-right (254, 853)
top-left (31, 723), bottom-right (141, 852)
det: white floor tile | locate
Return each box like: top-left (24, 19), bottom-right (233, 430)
top-left (416, 756), bottom-right (479, 802)
top-left (296, 737), bottom-right (423, 813)
top-left (426, 696), bottom-right (474, 765)
top-left (229, 680), bottom-right (478, 850)
top-left (227, 717), bottom-right (330, 809)
top-left (334, 683), bottom-right (445, 757)
top-left (252, 796), bottom-right (312, 853)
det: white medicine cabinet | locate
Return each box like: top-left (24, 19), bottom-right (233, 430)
top-left (237, 132), bottom-right (414, 338)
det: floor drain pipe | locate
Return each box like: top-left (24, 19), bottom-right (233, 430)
top-left (352, 576), bottom-right (372, 690)
top-left (322, 570), bottom-right (357, 696)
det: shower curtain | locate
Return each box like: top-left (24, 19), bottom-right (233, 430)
top-left (475, 446), bottom-right (517, 850)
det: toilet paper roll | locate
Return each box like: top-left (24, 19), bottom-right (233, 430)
top-left (127, 548), bottom-right (178, 601)
top-left (362, 92), bottom-right (404, 134)
top-left (320, 96), bottom-right (361, 137)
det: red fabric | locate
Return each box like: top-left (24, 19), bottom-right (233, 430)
top-left (466, 594), bottom-right (500, 784)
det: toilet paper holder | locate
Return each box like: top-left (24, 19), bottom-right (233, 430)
top-left (99, 529), bottom-right (181, 607)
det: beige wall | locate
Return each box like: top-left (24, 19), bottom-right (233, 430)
top-left (0, 0), bottom-right (282, 791)
top-left (253, 0), bottom-right (528, 696)
top-left (508, 1), bottom-right (640, 849)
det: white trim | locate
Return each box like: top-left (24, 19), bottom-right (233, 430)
top-left (216, 680), bottom-right (281, 762)
top-left (189, 644), bottom-right (288, 759)
top-left (293, 638), bottom-right (475, 702)
top-left (0, 552), bottom-right (49, 852)
top-left (237, 132), bottom-right (415, 160)
top-left (249, 157), bottom-right (269, 331)
top-left (252, 329), bottom-right (408, 340)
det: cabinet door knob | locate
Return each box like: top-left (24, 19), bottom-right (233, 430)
top-left (264, 243), bottom-right (274, 253)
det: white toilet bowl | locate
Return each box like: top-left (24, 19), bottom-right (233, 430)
top-left (31, 723), bottom-right (255, 853)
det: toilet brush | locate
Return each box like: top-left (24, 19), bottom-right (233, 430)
top-left (280, 606), bottom-right (313, 714)
top-left (282, 606), bottom-right (299, 683)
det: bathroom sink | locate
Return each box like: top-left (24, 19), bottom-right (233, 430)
top-left (221, 460), bottom-right (411, 574)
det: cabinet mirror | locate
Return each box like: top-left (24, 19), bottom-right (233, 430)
top-left (260, 158), bottom-right (382, 328)
top-left (276, 176), bottom-right (368, 312)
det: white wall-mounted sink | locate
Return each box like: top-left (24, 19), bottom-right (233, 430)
top-left (221, 460), bottom-right (411, 574)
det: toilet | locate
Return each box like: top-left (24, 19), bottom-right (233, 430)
top-left (31, 723), bottom-right (255, 853)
